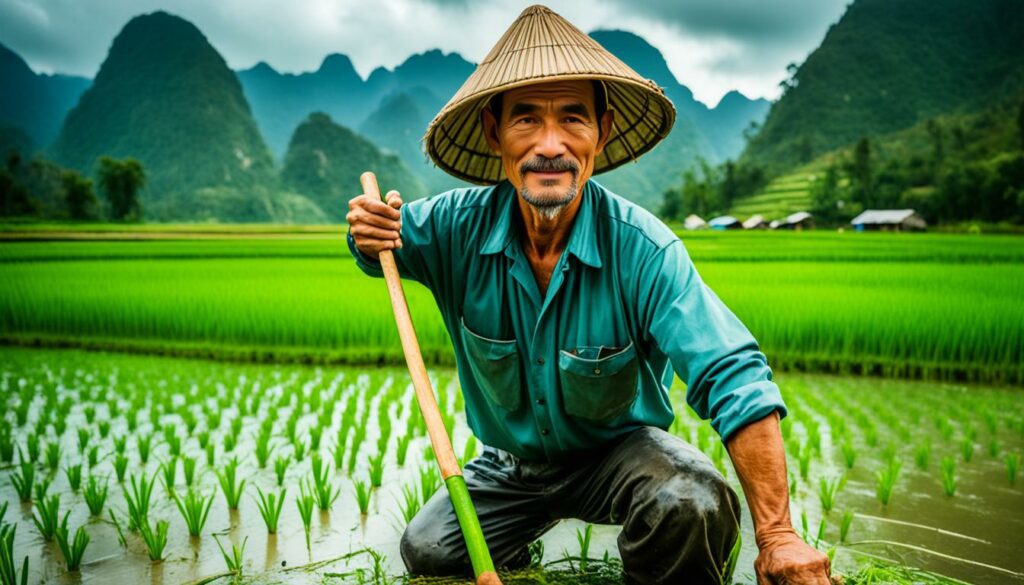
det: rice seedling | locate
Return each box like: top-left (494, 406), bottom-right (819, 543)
top-left (295, 480), bottom-right (315, 555)
top-left (33, 477), bottom-right (51, 503)
top-left (941, 456), bottom-right (957, 497)
top-left (1005, 452), bottom-right (1020, 487)
top-left (216, 456), bottom-right (246, 510)
top-left (9, 457), bottom-right (34, 502)
top-left (310, 455), bottom-right (340, 510)
top-left (368, 452), bottom-right (385, 488)
top-left (139, 517), bottom-right (169, 561)
top-left (83, 475), bottom-right (108, 516)
top-left (32, 494), bottom-right (61, 541)
top-left (55, 513), bottom-right (89, 571)
top-left (419, 465), bottom-right (439, 504)
top-left (914, 440), bottom-right (931, 471)
top-left (254, 430), bottom-right (274, 469)
top-left (960, 436), bottom-right (975, 462)
top-left (98, 420), bottom-right (111, 439)
top-left (875, 458), bottom-right (901, 506)
top-left (398, 483), bottom-right (420, 523)
top-left (988, 437), bottom-right (1001, 458)
top-left (182, 455), bottom-right (197, 487)
top-left (818, 475), bottom-right (842, 514)
top-left (396, 433), bottom-right (412, 467)
top-left (840, 439), bottom-right (856, 470)
top-left (44, 442), bottom-right (61, 472)
top-left (274, 455), bottom-right (290, 486)
top-left (575, 523), bottom-right (593, 573)
top-left (86, 445), bottom-right (98, 468)
top-left (0, 523), bottom-right (29, 585)
top-left (124, 472), bottom-right (156, 532)
top-left (113, 453), bottom-right (128, 482)
top-left (159, 457), bottom-right (178, 495)
top-left (205, 442), bottom-right (216, 466)
top-left (254, 487), bottom-right (286, 533)
top-left (24, 436), bottom-right (39, 464)
top-left (173, 489), bottom-right (213, 537)
top-left (212, 534), bottom-right (248, 577)
top-left (840, 510), bottom-right (854, 543)
top-left (112, 434), bottom-right (127, 454)
top-left (137, 433), bottom-right (152, 465)
top-left (76, 428), bottom-right (90, 452)
top-left (797, 440), bottom-right (812, 481)
top-left (354, 479), bottom-right (372, 516)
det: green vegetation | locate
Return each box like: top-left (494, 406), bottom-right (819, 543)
top-left (173, 489), bottom-right (214, 537)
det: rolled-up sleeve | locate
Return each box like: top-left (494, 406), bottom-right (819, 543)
top-left (640, 239), bottom-right (787, 442)
top-left (345, 193), bottom-right (451, 293)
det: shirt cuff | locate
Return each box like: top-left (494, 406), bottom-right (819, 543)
top-left (709, 380), bottom-right (788, 443)
top-left (346, 231), bottom-right (384, 277)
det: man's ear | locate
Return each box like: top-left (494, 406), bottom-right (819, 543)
top-left (481, 107), bottom-right (502, 155)
top-left (595, 109), bottom-right (614, 156)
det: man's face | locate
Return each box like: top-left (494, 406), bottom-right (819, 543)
top-left (482, 79), bottom-right (613, 219)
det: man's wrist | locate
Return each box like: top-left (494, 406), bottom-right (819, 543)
top-left (755, 523), bottom-right (799, 550)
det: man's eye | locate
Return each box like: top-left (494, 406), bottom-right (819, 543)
top-left (564, 116), bottom-right (584, 123)
top-left (514, 117), bottom-right (535, 124)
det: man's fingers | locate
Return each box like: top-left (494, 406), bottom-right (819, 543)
top-left (350, 208), bottom-right (401, 231)
top-left (386, 190), bottom-right (403, 208)
top-left (350, 223), bottom-right (401, 241)
top-left (362, 195), bottom-right (401, 219)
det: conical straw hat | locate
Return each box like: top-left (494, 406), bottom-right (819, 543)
top-left (423, 4), bottom-right (676, 185)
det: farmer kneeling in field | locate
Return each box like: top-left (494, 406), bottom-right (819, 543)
top-left (346, 5), bottom-right (832, 585)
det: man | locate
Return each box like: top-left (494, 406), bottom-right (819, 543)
top-left (346, 5), bottom-right (832, 584)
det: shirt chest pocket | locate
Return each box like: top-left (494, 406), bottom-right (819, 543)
top-left (558, 341), bottom-right (640, 424)
top-left (459, 316), bottom-right (523, 412)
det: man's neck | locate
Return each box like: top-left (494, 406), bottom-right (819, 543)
top-left (515, 188), bottom-right (582, 262)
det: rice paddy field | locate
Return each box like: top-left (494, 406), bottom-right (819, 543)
top-left (1, 225), bottom-right (1022, 584)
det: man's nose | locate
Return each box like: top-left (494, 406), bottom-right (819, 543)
top-left (533, 121), bottom-right (568, 159)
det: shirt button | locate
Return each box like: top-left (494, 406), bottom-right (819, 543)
top-left (540, 428), bottom-right (550, 436)
top-left (593, 368), bottom-right (601, 374)
top-left (537, 357), bottom-right (545, 365)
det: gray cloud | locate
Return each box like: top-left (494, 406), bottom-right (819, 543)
top-left (0, 0), bottom-right (850, 107)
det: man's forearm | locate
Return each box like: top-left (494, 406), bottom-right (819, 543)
top-left (724, 410), bottom-right (795, 547)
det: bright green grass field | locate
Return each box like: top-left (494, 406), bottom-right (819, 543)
top-left (1, 231), bottom-right (1022, 383)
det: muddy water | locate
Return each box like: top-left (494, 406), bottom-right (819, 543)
top-left (0, 348), bottom-right (1021, 584)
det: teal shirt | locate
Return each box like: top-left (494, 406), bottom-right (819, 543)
top-left (347, 178), bottom-right (786, 462)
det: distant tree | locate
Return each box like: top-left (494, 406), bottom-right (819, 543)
top-left (61, 170), bottom-right (97, 220)
top-left (810, 161), bottom-right (847, 224)
top-left (847, 137), bottom-right (874, 207)
top-left (0, 150), bottom-right (37, 217)
top-left (1018, 99), bottom-right (1024, 150)
top-left (658, 187), bottom-right (682, 222)
top-left (926, 118), bottom-right (944, 171)
top-left (96, 156), bottom-right (145, 221)
top-left (680, 159), bottom-right (721, 218)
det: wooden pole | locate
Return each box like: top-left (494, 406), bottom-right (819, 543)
top-left (359, 172), bottom-right (502, 585)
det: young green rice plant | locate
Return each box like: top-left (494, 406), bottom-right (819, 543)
top-left (292, 436), bottom-right (307, 462)
top-left (0, 523), bottom-right (29, 585)
top-left (368, 452), bottom-right (385, 488)
top-left (55, 513), bottom-right (89, 572)
top-left (988, 437), bottom-right (1001, 458)
top-left (295, 480), bottom-right (315, 556)
top-left (818, 475), bottom-right (842, 514)
top-left (113, 453), bottom-right (128, 483)
top-left (1005, 452), bottom-right (1019, 487)
top-left (124, 472), bottom-right (156, 532)
top-left (310, 455), bottom-right (340, 510)
top-left (419, 465), bottom-right (440, 504)
top-left (309, 424), bottom-right (323, 452)
top-left (83, 475), bottom-right (108, 516)
top-left (0, 429), bottom-right (14, 464)
top-left (76, 428), bottom-right (90, 453)
top-left (137, 433), bottom-right (152, 465)
top-left (197, 430), bottom-right (210, 450)
top-left (396, 433), bottom-right (412, 467)
top-left (354, 478), bottom-right (372, 516)
top-left (86, 445), bottom-right (98, 468)
top-left (797, 441), bottom-right (812, 481)
top-left (182, 455), bottom-right (197, 487)
top-left (205, 442), bottom-right (216, 467)
top-left (138, 517), bottom-right (169, 561)
top-left (98, 420), bottom-right (111, 439)
top-left (159, 457), bottom-right (178, 495)
top-left (212, 534), bottom-right (247, 577)
top-left (875, 458), bottom-right (901, 507)
top-left (398, 483), bottom-right (420, 523)
top-left (223, 432), bottom-right (237, 454)
top-left (960, 436), bottom-right (975, 462)
top-left (840, 439), bottom-right (856, 470)
top-left (839, 509), bottom-right (854, 543)
top-left (574, 523), bottom-right (593, 573)
top-left (941, 456), bottom-right (957, 497)
top-left (254, 487), bottom-right (286, 534)
top-left (59, 463), bottom-right (82, 492)
top-left (44, 442), bottom-right (61, 472)
top-left (914, 440), bottom-right (931, 471)
top-left (24, 436), bottom-right (39, 464)
top-left (274, 455), bottom-right (290, 487)
top-left (255, 430), bottom-right (274, 469)
top-left (216, 456), bottom-right (246, 510)
top-left (10, 457), bottom-right (34, 502)
top-left (173, 489), bottom-right (213, 537)
top-left (112, 435), bottom-right (127, 455)
top-left (32, 494), bottom-right (61, 541)
top-left (165, 433), bottom-right (182, 458)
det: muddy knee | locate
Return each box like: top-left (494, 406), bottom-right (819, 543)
top-left (400, 505), bottom-right (472, 577)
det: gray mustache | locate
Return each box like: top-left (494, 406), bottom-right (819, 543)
top-left (520, 157), bottom-right (579, 176)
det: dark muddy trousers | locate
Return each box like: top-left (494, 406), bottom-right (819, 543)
top-left (400, 426), bottom-right (741, 584)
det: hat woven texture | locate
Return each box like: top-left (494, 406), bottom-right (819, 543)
top-left (423, 4), bottom-right (677, 185)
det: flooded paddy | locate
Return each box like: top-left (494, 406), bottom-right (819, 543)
top-left (0, 346), bottom-right (1021, 584)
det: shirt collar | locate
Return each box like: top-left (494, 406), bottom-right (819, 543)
top-left (479, 179), bottom-right (603, 269)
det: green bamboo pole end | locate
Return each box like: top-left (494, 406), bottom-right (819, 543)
top-left (444, 475), bottom-right (497, 579)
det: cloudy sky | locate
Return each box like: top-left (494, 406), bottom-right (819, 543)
top-left (0, 0), bottom-right (850, 108)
